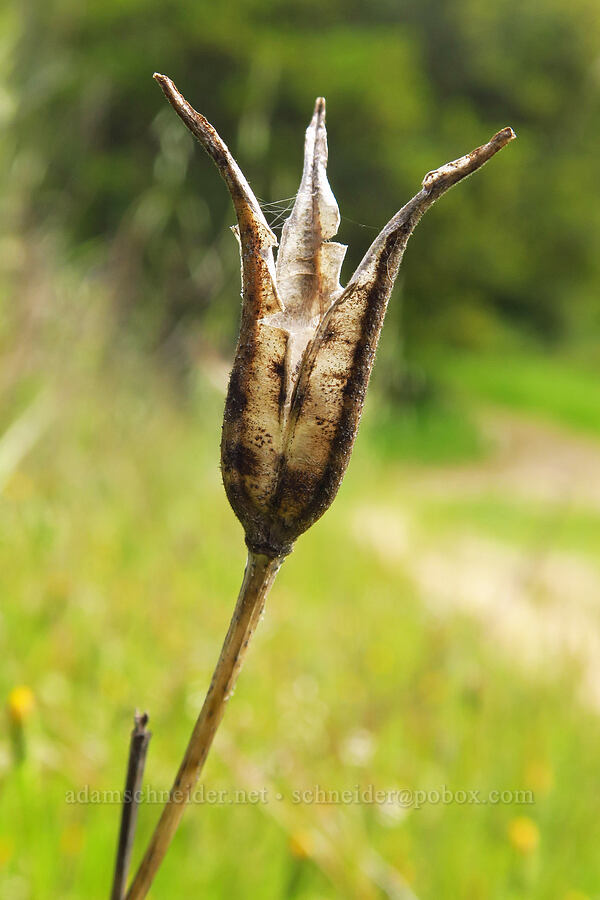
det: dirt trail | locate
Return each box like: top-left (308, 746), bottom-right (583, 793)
top-left (352, 409), bottom-right (600, 710)
top-left (417, 409), bottom-right (600, 509)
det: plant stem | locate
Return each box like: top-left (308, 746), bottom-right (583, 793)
top-left (111, 711), bottom-right (152, 900)
top-left (125, 550), bottom-right (284, 899)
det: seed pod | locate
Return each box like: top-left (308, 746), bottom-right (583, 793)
top-left (155, 74), bottom-right (515, 559)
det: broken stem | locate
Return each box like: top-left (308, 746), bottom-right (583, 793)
top-left (111, 712), bottom-right (152, 900)
top-left (125, 551), bottom-right (283, 899)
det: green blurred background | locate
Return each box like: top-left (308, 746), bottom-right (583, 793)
top-left (1, 0), bottom-right (600, 897)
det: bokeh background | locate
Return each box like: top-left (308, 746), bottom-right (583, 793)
top-left (2, 0), bottom-right (600, 897)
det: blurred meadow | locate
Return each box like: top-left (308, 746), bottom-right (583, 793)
top-left (2, 0), bottom-right (600, 897)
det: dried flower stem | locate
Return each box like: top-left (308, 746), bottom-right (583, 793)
top-left (125, 551), bottom-right (283, 899)
top-left (123, 80), bottom-right (515, 898)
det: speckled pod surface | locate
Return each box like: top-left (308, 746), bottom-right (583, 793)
top-left (155, 74), bottom-right (514, 559)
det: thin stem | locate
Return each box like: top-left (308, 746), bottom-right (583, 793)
top-left (125, 551), bottom-right (283, 899)
top-left (111, 712), bottom-right (152, 900)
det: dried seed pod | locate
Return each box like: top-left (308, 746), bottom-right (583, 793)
top-left (155, 75), bottom-right (515, 559)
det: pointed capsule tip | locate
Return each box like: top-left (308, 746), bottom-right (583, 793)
top-left (153, 72), bottom-right (172, 91)
top-left (496, 125), bottom-right (516, 143)
top-left (313, 97), bottom-right (326, 118)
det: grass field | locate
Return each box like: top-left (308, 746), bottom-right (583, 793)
top-left (1, 344), bottom-right (600, 899)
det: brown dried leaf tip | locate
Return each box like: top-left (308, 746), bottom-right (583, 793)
top-left (154, 74), bottom-right (515, 560)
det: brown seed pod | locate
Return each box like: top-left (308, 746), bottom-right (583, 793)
top-left (154, 74), bottom-right (515, 559)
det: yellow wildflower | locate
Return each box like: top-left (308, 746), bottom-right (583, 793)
top-left (508, 816), bottom-right (540, 854)
top-left (289, 830), bottom-right (313, 859)
top-left (7, 685), bottom-right (35, 723)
